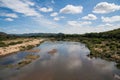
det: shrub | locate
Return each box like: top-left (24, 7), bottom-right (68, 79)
top-left (8, 41), bottom-right (23, 45)
top-left (0, 42), bottom-right (6, 47)
top-left (26, 45), bottom-right (35, 50)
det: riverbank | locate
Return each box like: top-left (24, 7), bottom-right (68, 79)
top-left (80, 38), bottom-right (120, 68)
top-left (59, 37), bottom-right (120, 69)
top-left (0, 38), bottom-right (44, 57)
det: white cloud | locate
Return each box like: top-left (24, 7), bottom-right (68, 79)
top-left (4, 18), bottom-right (13, 21)
top-left (53, 16), bottom-right (65, 21)
top-left (0, 13), bottom-right (18, 18)
top-left (93, 2), bottom-right (120, 14)
top-left (82, 14), bottom-right (97, 20)
top-left (33, 16), bottom-right (61, 29)
top-left (60, 5), bottom-right (83, 14)
top-left (60, 16), bottom-right (65, 19)
top-left (67, 21), bottom-right (92, 27)
top-left (102, 15), bottom-right (120, 23)
top-left (53, 17), bottom-right (60, 21)
top-left (39, 7), bottom-right (53, 12)
top-left (23, 0), bottom-right (35, 6)
top-left (0, 0), bottom-right (41, 17)
top-left (50, 12), bottom-right (58, 17)
top-left (62, 22), bottom-right (120, 34)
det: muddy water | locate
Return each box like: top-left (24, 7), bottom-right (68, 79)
top-left (0, 41), bottom-right (120, 80)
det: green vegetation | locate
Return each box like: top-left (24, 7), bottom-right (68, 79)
top-left (0, 41), bottom-right (6, 47)
top-left (0, 41), bottom-right (23, 47)
top-left (20, 45), bottom-right (35, 50)
top-left (8, 41), bottom-right (23, 45)
top-left (20, 45), bottom-right (37, 51)
top-left (0, 32), bottom-right (18, 41)
top-left (17, 59), bottom-right (32, 69)
top-left (116, 63), bottom-right (120, 69)
top-left (81, 39), bottom-right (120, 61)
top-left (0, 54), bottom-right (40, 69)
top-left (16, 54), bottom-right (40, 69)
top-left (79, 29), bottom-right (120, 65)
top-left (26, 45), bottom-right (35, 49)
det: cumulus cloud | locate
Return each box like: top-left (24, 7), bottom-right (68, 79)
top-left (53, 16), bottom-right (65, 21)
top-left (102, 15), bottom-right (120, 23)
top-left (67, 21), bottom-right (92, 27)
top-left (4, 18), bottom-right (13, 21)
top-left (82, 14), bottom-right (97, 20)
top-left (0, 13), bottom-right (18, 18)
top-left (0, 0), bottom-right (41, 17)
top-left (93, 2), bottom-right (120, 14)
top-left (60, 5), bottom-right (83, 14)
top-left (50, 12), bottom-right (58, 17)
top-left (53, 17), bottom-right (60, 21)
top-left (39, 7), bottom-right (53, 12)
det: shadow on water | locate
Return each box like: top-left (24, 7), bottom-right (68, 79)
top-left (0, 41), bottom-right (120, 80)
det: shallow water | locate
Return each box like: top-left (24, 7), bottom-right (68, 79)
top-left (0, 41), bottom-right (120, 80)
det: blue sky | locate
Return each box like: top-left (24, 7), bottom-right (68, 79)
top-left (0, 0), bottom-right (120, 34)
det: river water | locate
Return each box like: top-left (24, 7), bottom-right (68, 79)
top-left (0, 41), bottom-right (120, 80)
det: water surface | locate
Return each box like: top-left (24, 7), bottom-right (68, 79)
top-left (0, 41), bottom-right (120, 80)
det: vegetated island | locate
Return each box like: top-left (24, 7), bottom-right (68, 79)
top-left (0, 33), bottom-right (44, 57)
top-left (0, 28), bottom-right (120, 68)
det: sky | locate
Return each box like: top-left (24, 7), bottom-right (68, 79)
top-left (0, 0), bottom-right (120, 34)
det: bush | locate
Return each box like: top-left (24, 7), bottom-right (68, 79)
top-left (26, 45), bottom-right (35, 50)
top-left (8, 41), bottom-right (23, 45)
top-left (0, 42), bottom-right (6, 47)
top-left (116, 63), bottom-right (120, 69)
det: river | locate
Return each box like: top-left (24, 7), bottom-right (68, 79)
top-left (0, 41), bottom-right (120, 80)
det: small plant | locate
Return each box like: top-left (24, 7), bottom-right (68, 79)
top-left (0, 42), bottom-right (6, 47)
top-left (8, 41), bottom-right (23, 45)
top-left (116, 63), bottom-right (120, 69)
top-left (26, 45), bottom-right (35, 50)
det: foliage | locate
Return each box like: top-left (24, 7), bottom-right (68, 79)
top-left (0, 42), bottom-right (6, 47)
top-left (8, 41), bottom-right (23, 45)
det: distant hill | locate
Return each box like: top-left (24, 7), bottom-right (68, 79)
top-left (0, 32), bottom-right (7, 36)
top-left (83, 28), bottom-right (120, 39)
top-left (16, 33), bottom-right (64, 38)
top-left (0, 32), bottom-right (18, 41)
top-left (0, 32), bottom-right (8, 40)
top-left (103, 28), bottom-right (120, 34)
top-left (0, 28), bottom-right (120, 40)
top-left (102, 28), bottom-right (120, 38)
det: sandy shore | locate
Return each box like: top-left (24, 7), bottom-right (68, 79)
top-left (0, 38), bottom-right (44, 56)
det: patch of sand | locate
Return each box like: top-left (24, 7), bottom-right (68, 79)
top-left (0, 39), bottom-right (44, 56)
